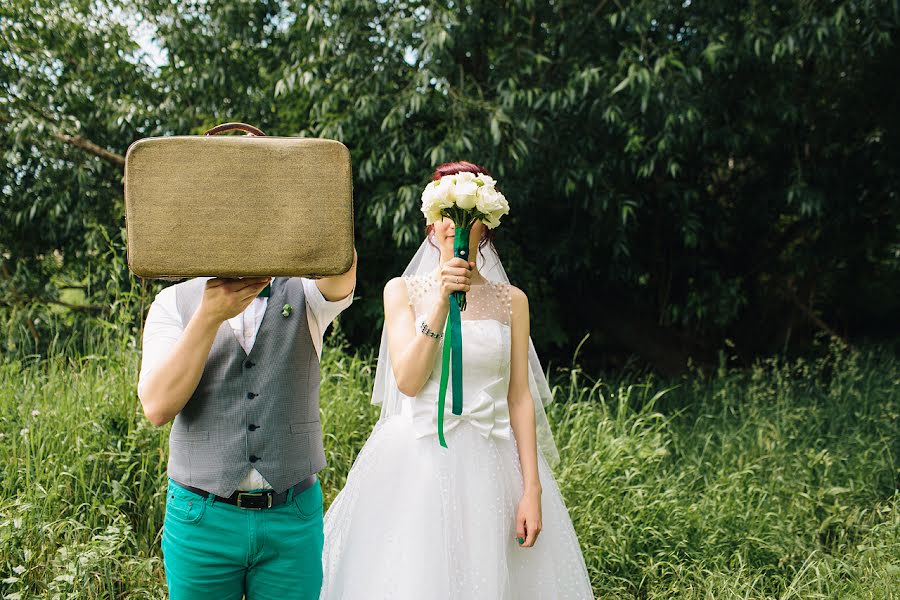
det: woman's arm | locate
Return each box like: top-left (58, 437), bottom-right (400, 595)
top-left (382, 258), bottom-right (472, 397)
top-left (507, 285), bottom-right (543, 547)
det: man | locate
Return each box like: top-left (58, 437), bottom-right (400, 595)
top-left (137, 252), bottom-right (356, 600)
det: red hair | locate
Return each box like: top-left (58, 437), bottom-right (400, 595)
top-left (431, 160), bottom-right (490, 181)
top-left (426, 161), bottom-right (498, 250)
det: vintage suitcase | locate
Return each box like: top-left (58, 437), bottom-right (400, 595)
top-left (124, 122), bottom-right (354, 279)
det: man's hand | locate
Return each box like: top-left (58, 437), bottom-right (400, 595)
top-left (197, 277), bottom-right (271, 324)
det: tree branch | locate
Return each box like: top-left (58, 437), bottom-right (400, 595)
top-left (5, 101), bottom-right (126, 167)
top-left (782, 282), bottom-right (850, 347)
top-left (53, 132), bottom-right (125, 167)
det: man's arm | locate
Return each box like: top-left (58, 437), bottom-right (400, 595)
top-left (139, 305), bottom-right (224, 427)
top-left (138, 277), bottom-right (270, 427)
top-left (315, 249), bottom-right (357, 301)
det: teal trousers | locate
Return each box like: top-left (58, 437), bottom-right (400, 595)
top-left (161, 477), bottom-right (324, 600)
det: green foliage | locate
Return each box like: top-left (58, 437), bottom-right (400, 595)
top-left (0, 330), bottom-right (897, 597)
top-left (2, 0), bottom-right (900, 369)
top-left (552, 336), bottom-right (900, 595)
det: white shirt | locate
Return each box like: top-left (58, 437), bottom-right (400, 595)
top-left (138, 277), bottom-right (353, 490)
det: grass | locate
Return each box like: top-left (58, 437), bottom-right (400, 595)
top-left (0, 330), bottom-right (897, 599)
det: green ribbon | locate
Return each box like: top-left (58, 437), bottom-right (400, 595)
top-left (436, 226), bottom-right (470, 447)
top-left (437, 297), bottom-right (454, 448)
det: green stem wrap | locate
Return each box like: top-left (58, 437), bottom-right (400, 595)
top-left (436, 226), bottom-right (470, 448)
top-left (451, 226), bottom-right (470, 311)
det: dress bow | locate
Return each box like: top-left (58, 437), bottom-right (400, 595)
top-left (412, 376), bottom-right (511, 441)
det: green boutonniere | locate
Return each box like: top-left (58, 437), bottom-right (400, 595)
top-left (282, 303), bottom-right (293, 317)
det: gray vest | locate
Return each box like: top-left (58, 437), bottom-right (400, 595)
top-left (167, 276), bottom-right (325, 497)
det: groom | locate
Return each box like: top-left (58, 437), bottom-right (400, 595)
top-left (137, 253), bottom-right (356, 600)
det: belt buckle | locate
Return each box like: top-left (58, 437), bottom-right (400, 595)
top-left (236, 491), bottom-right (272, 509)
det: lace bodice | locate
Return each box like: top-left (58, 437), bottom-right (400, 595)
top-left (402, 274), bottom-right (513, 440)
top-left (405, 273), bottom-right (513, 325)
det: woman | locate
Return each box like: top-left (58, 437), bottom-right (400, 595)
top-left (320, 162), bottom-right (593, 599)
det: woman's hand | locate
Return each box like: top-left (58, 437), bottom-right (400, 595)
top-left (438, 257), bottom-right (474, 300)
top-left (515, 487), bottom-right (543, 548)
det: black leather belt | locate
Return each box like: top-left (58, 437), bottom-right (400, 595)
top-left (173, 474), bottom-right (317, 510)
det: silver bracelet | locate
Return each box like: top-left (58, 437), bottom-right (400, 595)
top-left (419, 320), bottom-right (443, 340)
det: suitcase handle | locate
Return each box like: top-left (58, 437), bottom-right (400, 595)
top-left (203, 122), bottom-right (267, 137)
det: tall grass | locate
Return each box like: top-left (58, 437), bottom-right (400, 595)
top-left (550, 338), bottom-right (899, 598)
top-left (0, 332), bottom-right (897, 598)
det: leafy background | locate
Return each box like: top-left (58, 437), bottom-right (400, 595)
top-left (3, 0), bottom-right (900, 372)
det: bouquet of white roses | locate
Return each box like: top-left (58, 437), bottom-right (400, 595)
top-left (421, 171), bottom-right (510, 232)
top-left (419, 171), bottom-right (510, 448)
top-left (421, 172), bottom-right (509, 310)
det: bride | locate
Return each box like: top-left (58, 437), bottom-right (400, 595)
top-left (320, 162), bottom-right (594, 599)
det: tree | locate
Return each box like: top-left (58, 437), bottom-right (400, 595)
top-left (3, 0), bottom-right (899, 371)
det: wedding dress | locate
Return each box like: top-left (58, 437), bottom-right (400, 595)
top-left (319, 272), bottom-right (594, 599)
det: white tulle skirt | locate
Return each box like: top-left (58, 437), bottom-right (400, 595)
top-left (320, 405), bottom-right (594, 599)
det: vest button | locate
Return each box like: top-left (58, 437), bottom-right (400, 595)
top-left (248, 424), bottom-right (258, 431)
top-left (249, 455), bottom-right (259, 463)
top-left (244, 361), bottom-right (255, 369)
top-left (247, 392), bottom-right (258, 399)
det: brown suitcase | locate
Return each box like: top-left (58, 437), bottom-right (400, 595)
top-left (124, 122), bottom-right (354, 280)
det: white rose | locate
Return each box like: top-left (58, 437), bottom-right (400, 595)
top-left (421, 184), bottom-right (435, 209)
top-left (475, 186), bottom-right (505, 214)
top-left (481, 190), bottom-right (509, 228)
top-left (450, 172), bottom-right (478, 209)
top-left (482, 211), bottom-right (502, 229)
top-left (426, 177), bottom-right (456, 209)
top-left (496, 190), bottom-right (510, 213)
top-left (421, 200), bottom-right (444, 224)
top-left (422, 205), bottom-right (444, 225)
top-left (421, 180), bottom-right (453, 224)
top-left (420, 182), bottom-right (443, 224)
top-left (420, 180), bottom-right (439, 211)
top-left (435, 181), bottom-right (454, 209)
top-left (475, 173), bottom-right (496, 188)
